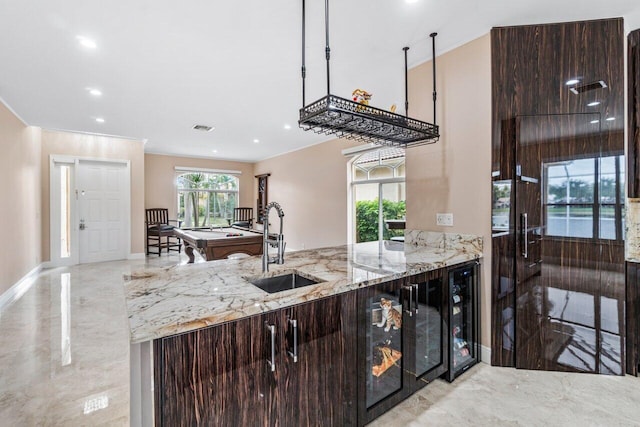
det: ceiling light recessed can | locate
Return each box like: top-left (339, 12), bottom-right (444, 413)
top-left (284, 124), bottom-right (291, 130)
top-left (253, 139), bottom-right (260, 143)
top-left (212, 149), bottom-right (218, 153)
top-left (590, 119), bottom-right (599, 124)
top-left (565, 79), bottom-right (580, 86)
top-left (587, 101), bottom-right (600, 107)
top-left (95, 117), bottom-right (105, 123)
top-left (89, 89), bottom-right (102, 96)
top-left (76, 36), bottom-right (97, 49)
top-left (606, 117), bottom-right (615, 121)
top-left (193, 124), bottom-right (214, 132)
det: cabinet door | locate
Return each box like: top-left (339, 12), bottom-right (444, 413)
top-left (154, 312), bottom-right (278, 427)
top-left (358, 278), bottom-right (410, 424)
top-left (406, 269), bottom-right (448, 388)
top-left (279, 292), bottom-right (358, 426)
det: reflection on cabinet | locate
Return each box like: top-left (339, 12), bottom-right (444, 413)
top-left (153, 292), bottom-right (357, 426)
top-left (357, 268), bottom-right (453, 425)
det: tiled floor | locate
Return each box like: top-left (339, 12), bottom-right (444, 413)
top-left (1, 254), bottom-right (639, 426)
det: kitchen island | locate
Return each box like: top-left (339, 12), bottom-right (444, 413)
top-left (125, 230), bottom-right (483, 426)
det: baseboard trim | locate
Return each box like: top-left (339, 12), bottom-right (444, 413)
top-left (128, 253), bottom-right (146, 260)
top-left (480, 344), bottom-right (492, 364)
top-left (0, 264), bottom-right (42, 314)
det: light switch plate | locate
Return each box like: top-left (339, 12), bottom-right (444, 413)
top-left (436, 213), bottom-right (453, 226)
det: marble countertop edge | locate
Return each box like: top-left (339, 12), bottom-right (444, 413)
top-left (125, 241), bottom-right (482, 343)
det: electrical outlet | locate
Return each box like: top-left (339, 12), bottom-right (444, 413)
top-left (436, 213), bottom-right (453, 226)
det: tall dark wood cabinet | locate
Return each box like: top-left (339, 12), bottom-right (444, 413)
top-left (491, 19), bottom-right (626, 372)
top-left (627, 29), bottom-right (640, 377)
top-left (153, 292), bottom-right (357, 426)
top-left (629, 29), bottom-right (640, 198)
top-left (626, 262), bottom-right (640, 376)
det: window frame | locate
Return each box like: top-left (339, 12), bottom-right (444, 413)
top-left (176, 172), bottom-right (240, 228)
top-left (542, 154), bottom-right (625, 242)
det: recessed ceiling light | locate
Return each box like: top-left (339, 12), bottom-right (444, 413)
top-left (283, 124), bottom-right (291, 130)
top-left (193, 124), bottom-right (214, 132)
top-left (405, 0), bottom-right (419, 3)
top-left (95, 117), bottom-right (105, 123)
top-left (565, 79), bottom-right (580, 86)
top-left (253, 139), bottom-right (260, 143)
top-left (606, 117), bottom-right (615, 121)
top-left (590, 119), bottom-right (599, 124)
top-left (587, 101), bottom-right (600, 107)
top-left (89, 89), bottom-right (102, 96)
top-left (76, 36), bottom-right (97, 49)
top-left (212, 149), bottom-right (218, 153)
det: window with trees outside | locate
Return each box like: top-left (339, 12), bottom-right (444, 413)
top-left (544, 155), bottom-right (625, 241)
top-left (351, 148), bottom-right (406, 243)
top-left (176, 172), bottom-right (239, 227)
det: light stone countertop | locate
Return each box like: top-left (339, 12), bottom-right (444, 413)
top-left (124, 234), bottom-right (483, 343)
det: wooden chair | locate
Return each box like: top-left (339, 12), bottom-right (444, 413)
top-left (146, 208), bottom-right (182, 256)
top-left (227, 207), bottom-right (254, 229)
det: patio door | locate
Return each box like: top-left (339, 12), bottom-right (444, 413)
top-left (49, 157), bottom-right (130, 266)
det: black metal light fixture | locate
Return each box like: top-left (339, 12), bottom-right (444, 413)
top-left (298, 0), bottom-right (440, 148)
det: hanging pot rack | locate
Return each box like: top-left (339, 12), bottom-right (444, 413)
top-left (297, 0), bottom-right (440, 148)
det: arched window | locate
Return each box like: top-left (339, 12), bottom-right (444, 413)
top-left (176, 172), bottom-right (239, 227)
top-left (349, 148), bottom-right (406, 243)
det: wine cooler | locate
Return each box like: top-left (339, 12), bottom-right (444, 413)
top-left (445, 262), bottom-right (479, 382)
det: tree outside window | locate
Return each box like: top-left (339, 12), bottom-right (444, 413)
top-left (177, 172), bottom-right (239, 227)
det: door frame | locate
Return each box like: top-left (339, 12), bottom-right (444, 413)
top-left (49, 155), bottom-right (131, 267)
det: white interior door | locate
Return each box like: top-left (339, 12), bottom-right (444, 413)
top-left (77, 160), bottom-right (129, 263)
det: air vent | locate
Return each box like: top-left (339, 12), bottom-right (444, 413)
top-left (569, 80), bottom-right (607, 95)
top-left (192, 124), bottom-right (214, 132)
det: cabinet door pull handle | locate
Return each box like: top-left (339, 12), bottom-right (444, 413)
top-left (412, 283), bottom-right (419, 314)
top-left (288, 318), bottom-right (298, 363)
top-left (265, 322), bottom-right (276, 372)
top-left (521, 213), bottom-right (528, 259)
top-left (403, 285), bottom-right (413, 317)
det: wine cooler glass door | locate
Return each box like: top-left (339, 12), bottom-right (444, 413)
top-left (414, 277), bottom-right (445, 378)
top-left (366, 286), bottom-right (404, 409)
top-left (451, 266), bottom-right (476, 375)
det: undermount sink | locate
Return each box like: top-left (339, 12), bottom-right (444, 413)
top-left (246, 271), bottom-right (325, 294)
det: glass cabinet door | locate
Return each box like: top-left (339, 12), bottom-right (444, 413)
top-left (364, 283), bottom-right (405, 409)
top-left (450, 266), bottom-right (477, 375)
top-left (413, 275), bottom-right (445, 378)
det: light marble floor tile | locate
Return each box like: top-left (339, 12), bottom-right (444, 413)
top-left (367, 363), bottom-right (640, 426)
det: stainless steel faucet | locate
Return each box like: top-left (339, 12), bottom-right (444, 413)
top-left (262, 202), bottom-right (286, 272)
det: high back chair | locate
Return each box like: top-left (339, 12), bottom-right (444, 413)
top-left (146, 208), bottom-right (182, 256)
top-left (228, 207), bottom-right (254, 229)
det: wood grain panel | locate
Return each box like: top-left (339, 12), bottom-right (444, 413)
top-left (280, 293), bottom-right (357, 426)
top-left (627, 262), bottom-right (640, 376)
top-left (629, 30), bottom-right (640, 198)
top-left (491, 19), bottom-right (625, 368)
top-left (154, 312), bottom-right (276, 426)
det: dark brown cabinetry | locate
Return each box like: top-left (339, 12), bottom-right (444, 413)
top-left (357, 269), bottom-right (451, 425)
top-left (153, 292), bottom-right (357, 426)
top-left (627, 262), bottom-right (640, 376)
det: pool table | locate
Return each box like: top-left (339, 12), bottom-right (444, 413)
top-left (173, 226), bottom-right (263, 263)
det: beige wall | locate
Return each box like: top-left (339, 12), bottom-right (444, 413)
top-left (0, 102), bottom-right (42, 294)
top-left (41, 130), bottom-right (145, 260)
top-left (254, 139), bottom-right (350, 251)
top-left (405, 34), bottom-right (492, 347)
top-left (144, 153), bottom-right (255, 221)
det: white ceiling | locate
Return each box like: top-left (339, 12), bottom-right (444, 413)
top-left (0, 0), bottom-right (638, 162)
